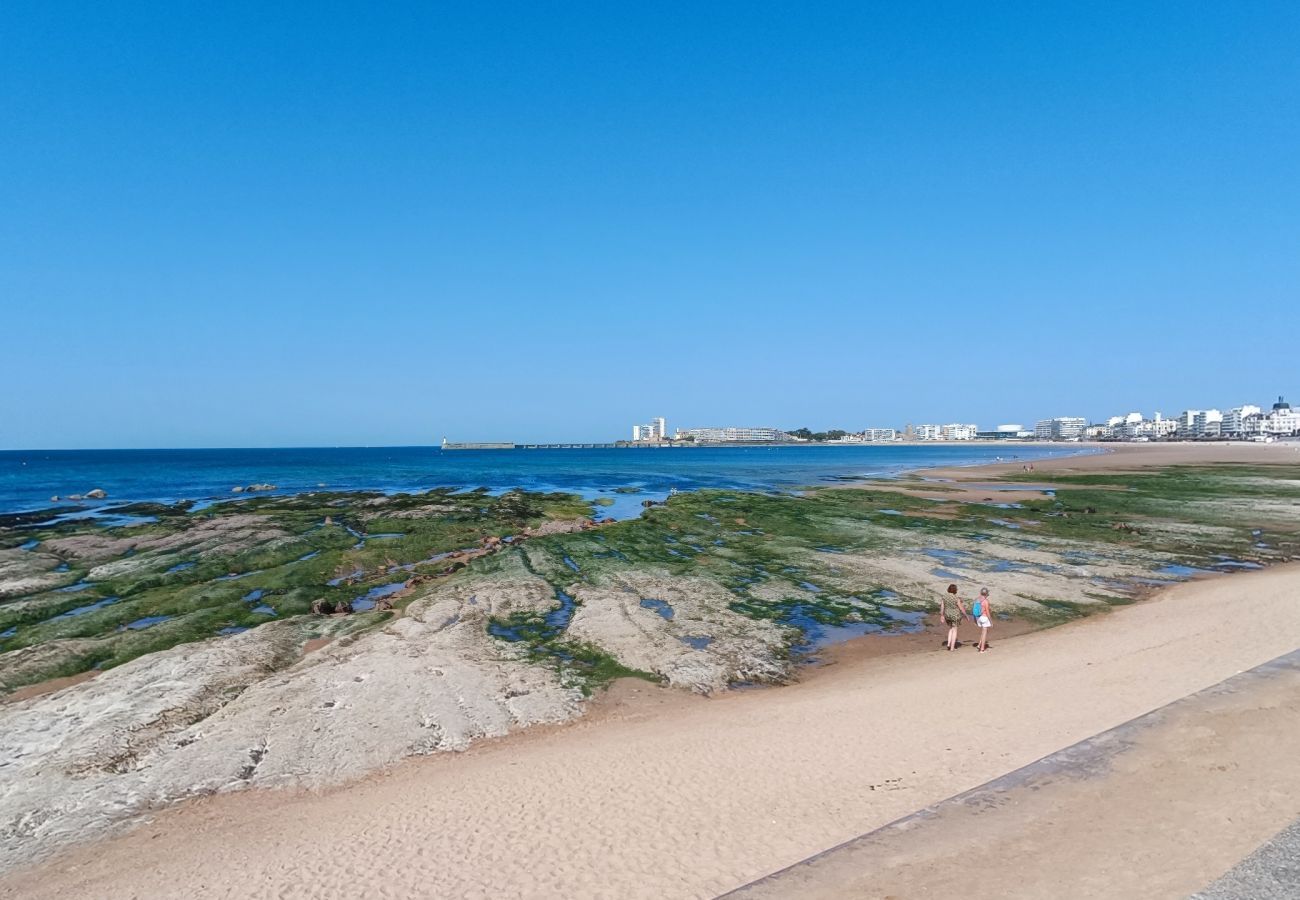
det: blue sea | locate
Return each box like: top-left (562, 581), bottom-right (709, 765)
top-left (0, 445), bottom-right (1086, 518)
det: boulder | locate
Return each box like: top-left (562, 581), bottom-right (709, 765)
top-left (231, 486), bottom-right (245, 493)
top-left (84, 489), bottom-right (107, 500)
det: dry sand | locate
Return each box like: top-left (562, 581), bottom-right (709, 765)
top-left (2, 562), bottom-right (1297, 900)
top-left (727, 649), bottom-right (1300, 899)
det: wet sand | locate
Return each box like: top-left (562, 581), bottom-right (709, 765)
top-left (0, 670), bottom-right (98, 706)
top-left (865, 439), bottom-right (1300, 503)
top-left (3, 563), bottom-right (1298, 899)
top-left (943, 438), bottom-right (1300, 476)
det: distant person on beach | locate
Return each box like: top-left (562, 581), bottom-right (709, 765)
top-left (940, 584), bottom-right (966, 651)
top-left (972, 587), bottom-right (993, 653)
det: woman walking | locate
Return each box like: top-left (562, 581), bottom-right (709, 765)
top-left (940, 584), bottom-right (966, 651)
top-left (972, 587), bottom-right (994, 653)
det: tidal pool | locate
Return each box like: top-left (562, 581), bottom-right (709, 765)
top-left (52, 596), bottom-right (120, 619)
top-left (639, 598), bottom-right (674, 620)
top-left (351, 581), bottom-right (407, 612)
top-left (121, 616), bottom-right (171, 631)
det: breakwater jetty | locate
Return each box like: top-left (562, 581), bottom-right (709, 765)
top-left (443, 440), bottom-right (687, 450)
top-left (440, 439), bottom-right (808, 450)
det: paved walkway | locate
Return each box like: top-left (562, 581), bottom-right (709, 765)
top-left (1193, 817), bottom-right (1300, 900)
top-left (723, 650), bottom-right (1300, 899)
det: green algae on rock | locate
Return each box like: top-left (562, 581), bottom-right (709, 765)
top-left (2, 464), bottom-right (1299, 696)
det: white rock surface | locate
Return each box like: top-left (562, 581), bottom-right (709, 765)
top-left (567, 571), bottom-right (788, 693)
top-left (0, 574), bottom-right (583, 874)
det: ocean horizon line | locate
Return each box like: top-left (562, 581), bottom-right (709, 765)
top-left (0, 444), bottom-right (1086, 518)
top-left (2, 439), bottom-right (1091, 455)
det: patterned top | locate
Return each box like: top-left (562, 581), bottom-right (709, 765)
top-left (942, 599), bottom-right (964, 626)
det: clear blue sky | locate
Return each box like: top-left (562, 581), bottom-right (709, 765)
top-left (3, 1), bottom-right (1297, 448)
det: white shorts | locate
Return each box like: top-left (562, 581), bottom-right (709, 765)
top-left (977, 615), bottom-right (992, 628)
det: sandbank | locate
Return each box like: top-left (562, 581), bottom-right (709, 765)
top-left (862, 439), bottom-right (1300, 503)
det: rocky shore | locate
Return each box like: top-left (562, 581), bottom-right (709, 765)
top-left (1, 454), bottom-right (1298, 873)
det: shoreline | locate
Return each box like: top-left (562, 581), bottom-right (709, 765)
top-left (1, 441), bottom-right (1297, 895)
top-left (0, 442), bottom-right (1098, 519)
top-left (5, 562), bottom-right (1297, 899)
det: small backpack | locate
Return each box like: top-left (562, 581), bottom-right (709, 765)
top-left (972, 599), bottom-right (983, 619)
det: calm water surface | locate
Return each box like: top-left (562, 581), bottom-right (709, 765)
top-left (0, 445), bottom-right (1088, 516)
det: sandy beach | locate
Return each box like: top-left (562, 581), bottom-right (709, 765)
top-left (1, 442), bottom-right (1297, 899)
top-left (3, 564), bottom-right (1297, 899)
top-left (873, 439), bottom-right (1300, 504)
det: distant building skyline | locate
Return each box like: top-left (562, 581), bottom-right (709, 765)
top-left (674, 426), bottom-right (791, 443)
top-left (631, 417), bottom-right (667, 443)
top-left (625, 390), bottom-right (1300, 446)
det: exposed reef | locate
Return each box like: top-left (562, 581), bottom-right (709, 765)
top-left (1, 463), bottom-right (1298, 872)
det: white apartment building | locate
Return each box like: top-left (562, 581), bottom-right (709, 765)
top-left (860, 428), bottom-right (898, 442)
top-left (1174, 410), bottom-right (1200, 436)
top-left (941, 423), bottom-right (979, 441)
top-left (674, 426), bottom-right (788, 443)
top-left (1146, 413), bottom-right (1178, 438)
top-left (1106, 412), bottom-right (1176, 440)
top-left (1257, 397), bottom-right (1299, 436)
top-left (914, 424), bottom-right (943, 441)
top-left (1034, 417), bottom-right (1087, 441)
top-left (1192, 409), bottom-right (1223, 438)
top-left (631, 417), bottom-right (667, 442)
top-left (1221, 405), bottom-right (1263, 436)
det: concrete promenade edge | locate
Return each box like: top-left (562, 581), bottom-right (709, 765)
top-left (720, 648), bottom-right (1300, 899)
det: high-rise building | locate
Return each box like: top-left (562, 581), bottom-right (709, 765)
top-left (1034, 417), bottom-right (1087, 441)
top-left (1191, 410), bottom-right (1223, 438)
top-left (631, 417), bottom-right (667, 441)
top-left (1174, 411), bottom-right (1200, 436)
top-left (674, 426), bottom-right (789, 443)
top-left (1221, 406), bottom-right (1262, 436)
top-left (941, 423), bottom-right (979, 441)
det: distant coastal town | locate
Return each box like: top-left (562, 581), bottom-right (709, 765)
top-left (635, 395), bottom-right (1299, 444)
top-left (443, 394), bottom-right (1299, 450)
